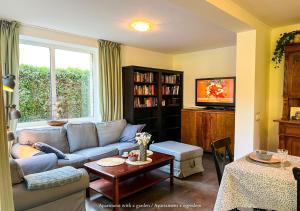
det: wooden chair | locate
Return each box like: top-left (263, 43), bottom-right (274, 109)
top-left (211, 137), bottom-right (233, 185)
top-left (293, 167), bottom-right (300, 211)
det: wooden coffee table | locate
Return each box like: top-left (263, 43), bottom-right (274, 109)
top-left (84, 152), bottom-right (174, 211)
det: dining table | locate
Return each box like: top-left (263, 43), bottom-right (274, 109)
top-left (214, 153), bottom-right (299, 211)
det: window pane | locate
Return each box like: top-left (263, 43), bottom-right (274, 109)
top-left (55, 49), bottom-right (92, 119)
top-left (19, 44), bottom-right (51, 122)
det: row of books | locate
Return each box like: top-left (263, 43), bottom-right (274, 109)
top-left (162, 98), bottom-right (181, 107)
top-left (134, 85), bottom-right (155, 95)
top-left (162, 74), bottom-right (180, 84)
top-left (134, 97), bottom-right (158, 108)
top-left (162, 85), bottom-right (180, 95)
top-left (134, 72), bottom-right (155, 83)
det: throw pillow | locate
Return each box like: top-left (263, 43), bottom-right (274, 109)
top-left (119, 124), bottom-right (146, 143)
top-left (33, 142), bottom-right (68, 160)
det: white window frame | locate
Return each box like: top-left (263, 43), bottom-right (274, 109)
top-left (17, 35), bottom-right (99, 129)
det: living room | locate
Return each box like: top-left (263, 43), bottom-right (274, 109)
top-left (1, 0), bottom-right (300, 211)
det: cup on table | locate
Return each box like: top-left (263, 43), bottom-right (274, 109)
top-left (277, 149), bottom-right (288, 169)
top-left (122, 151), bottom-right (129, 157)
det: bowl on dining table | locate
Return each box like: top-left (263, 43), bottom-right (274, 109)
top-left (256, 150), bottom-right (273, 161)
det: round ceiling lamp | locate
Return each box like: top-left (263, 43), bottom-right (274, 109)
top-left (131, 21), bottom-right (152, 32)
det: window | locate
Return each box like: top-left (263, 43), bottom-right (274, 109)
top-left (19, 41), bottom-right (95, 125)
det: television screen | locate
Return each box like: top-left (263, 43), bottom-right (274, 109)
top-left (196, 77), bottom-right (235, 107)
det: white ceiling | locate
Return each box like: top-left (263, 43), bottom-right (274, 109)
top-left (233, 0), bottom-right (300, 27)
top-left (0, 0), bottom-right (239, 53)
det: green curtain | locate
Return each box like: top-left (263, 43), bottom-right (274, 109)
top-left (0, 44), bottom-right (14, 211)
top-left (0, 20), bottom-right (19, 130)
top-left (98, 40), bottom-right (122, 121)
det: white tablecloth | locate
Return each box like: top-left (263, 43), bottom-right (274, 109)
top-left (214, 154), bottom-right (300, 211)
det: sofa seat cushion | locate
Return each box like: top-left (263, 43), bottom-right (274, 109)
top-left (106, 142), bottom-right (139, 155)
top-left (65, 122), bottom-right (99, 153)
top-left (57, 154), bottom-right (89, 168)
top-left (16, 153), bottom-right (58, 175)
top-left (95, 119), bottom-right (127, 147)
top-left (149, 141), bottom-right (203, 161)
top-left (73, 147), bottom-right (119, 162)
top-left (17, 127), bottom-right (69, 153)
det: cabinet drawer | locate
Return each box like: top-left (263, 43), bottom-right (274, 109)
top-left (280, 124), bottom-right (300, 137)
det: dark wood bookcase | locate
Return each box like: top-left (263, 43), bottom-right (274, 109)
top-left (122, 66), bottom-right (183, 142)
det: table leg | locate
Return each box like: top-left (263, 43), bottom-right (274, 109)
top-left (86, 187), bottom-right (90, 198)
top-left (113, 178), bottom-right (120, 211)
top-left (170, 159), bottom-right (174, 188)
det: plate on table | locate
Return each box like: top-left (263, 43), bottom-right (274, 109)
top-left (248, 151), bottom-right (280, 164)
top-left (97, 157), bottom-right (125, 167)
top-left (130, 150), bottom-right (153, 156)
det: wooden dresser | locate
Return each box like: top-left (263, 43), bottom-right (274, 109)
top-left (275, 43), bottom-right (300, 156)
top-left (181, 108), bottom-right (235, 152)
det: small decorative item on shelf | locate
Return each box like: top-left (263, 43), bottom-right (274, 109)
top-left (128, 152), bottom-right (138, 162)
top-left (135, 132), bottom-right (152, 161)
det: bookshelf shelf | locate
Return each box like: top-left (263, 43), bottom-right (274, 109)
top-left (134, 82), bottom-right (157, 85)
top-left (123, 66), bottom-right (183, 142)
top-left (134, 95), bottom-right (157, 97)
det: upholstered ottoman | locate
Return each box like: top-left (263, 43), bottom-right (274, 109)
top-left (149, 141), bottom-right (204, 178)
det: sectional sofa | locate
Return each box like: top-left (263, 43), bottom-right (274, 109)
top-left (11, 119), bottom-right (141, 169)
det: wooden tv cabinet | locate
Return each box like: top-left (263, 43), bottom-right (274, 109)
top-left (181, 108), bottom-right (235, 152)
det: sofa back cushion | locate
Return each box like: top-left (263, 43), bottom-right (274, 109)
top-left (66, 122), bottom-right (99, 152)
top-left (95, 119), bottom-right (127, 147)
top-left (17, 127), bottom-right (69, 153)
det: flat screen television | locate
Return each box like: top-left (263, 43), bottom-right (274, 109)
top-left (195, 77), bottom-right (236, 109)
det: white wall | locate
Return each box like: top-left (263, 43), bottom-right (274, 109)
top-left (234, 30), bottom-right (256, 159)
top-left (121, 45), bottom-right (173, 69)
top-left (20, 25), bottom-right (174, 70)
top-left (172, 46), bottom-right (236, 107)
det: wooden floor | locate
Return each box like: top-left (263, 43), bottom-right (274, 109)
top-left (86, 153), bottom-right (219, 211)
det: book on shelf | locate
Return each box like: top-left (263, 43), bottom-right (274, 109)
top-left (134, 97), bottom-right (158, 108)
top-left (134, 85), bottom-right (155, 95)
top-left (162, 74), bottom-right (180, 84)
top-left (134, 72), bottom-right (154, 83)
top-left (162, 99), bottom-right (181, 107)
top-left (162, 85), bottom-right (180, 95)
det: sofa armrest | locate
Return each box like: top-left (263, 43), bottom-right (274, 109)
top-left (11, 143), bottom-right (44, 159)
top-left (13, 169), bottom-right (89, 211)
top-left (15, 153), bottom-right (58, 175)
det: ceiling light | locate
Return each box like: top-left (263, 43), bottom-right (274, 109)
top-left (131, 21), bottom-right (151, 32)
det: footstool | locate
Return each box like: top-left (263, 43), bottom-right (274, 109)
top-left (149, 141), bottom-right (204, 178)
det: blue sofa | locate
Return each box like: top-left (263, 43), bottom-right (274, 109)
top-left (11, 119), bottom-right (140, 168)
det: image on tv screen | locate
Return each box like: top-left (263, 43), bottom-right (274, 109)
top-left (196, 78), bottom-right (235, 104)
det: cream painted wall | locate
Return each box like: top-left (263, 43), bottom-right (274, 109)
top-left (207, 0), bottom-right (271, 158)
top-left (20, 25), bottom-right (173, 70)
top-left (172, 46), bottom-right (236, 107)
top-left (121, 46), bottom-right (173, 69)
top-left (267, 23), bottom-right (300, 151)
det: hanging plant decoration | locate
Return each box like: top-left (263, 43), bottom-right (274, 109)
top-left (272, 30), bottom-right (300, 68)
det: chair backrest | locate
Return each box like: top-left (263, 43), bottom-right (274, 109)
top-left (293, 167), bottom-right (300, 211)
top-left (211, 137), bottom-right (233, 185)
